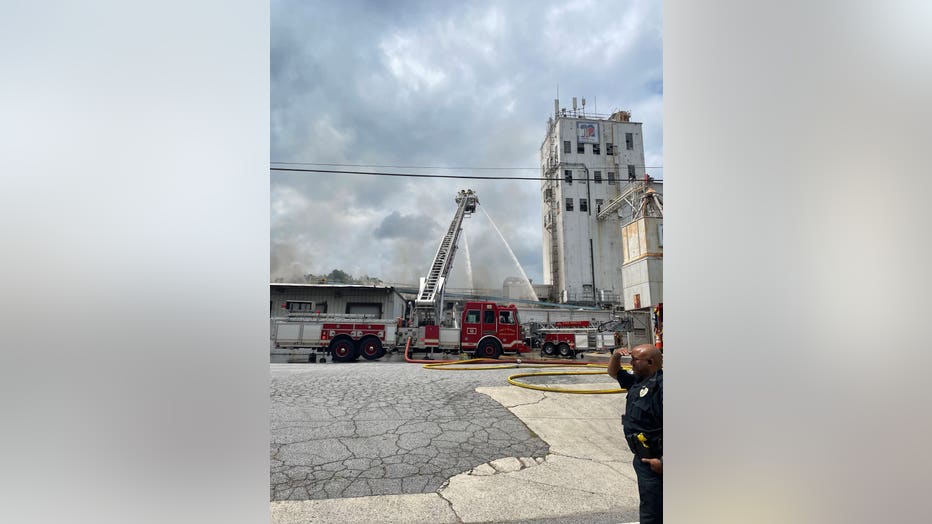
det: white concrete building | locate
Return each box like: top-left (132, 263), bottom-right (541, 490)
top-left (539, 99), bottom-right (649, 304)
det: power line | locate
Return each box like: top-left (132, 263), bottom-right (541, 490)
top-left (271, 161), bottom-right (664, 170)
top-left (270, 166), bottom-right (663, 182)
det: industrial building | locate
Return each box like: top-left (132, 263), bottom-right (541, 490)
top-left (269, 99), bottom-right (664, 353)
top-left (270, 283), bottom-right (407, 318)
top-left (539, 98), bottom-right (662, 307)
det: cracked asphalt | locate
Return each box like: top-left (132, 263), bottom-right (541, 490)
top-left (270, 362), bottom-right (552, 501)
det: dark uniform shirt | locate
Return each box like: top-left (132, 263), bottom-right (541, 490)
top-left (616, 369), bottom-right (663, 459)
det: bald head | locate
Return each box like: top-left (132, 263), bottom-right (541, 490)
top-left (630, 344), bottom-right (663, 378)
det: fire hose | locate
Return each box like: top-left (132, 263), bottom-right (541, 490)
top-left (404, 337), bottom-right (631, 394)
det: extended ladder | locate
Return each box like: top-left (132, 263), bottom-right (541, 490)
top-left (414, 189), bottom-right (479, 324)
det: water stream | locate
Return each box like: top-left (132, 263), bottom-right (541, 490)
top-left (461, 230), bottom-right (474, 290)
top-left (479, 208), bottom-right (539, 301)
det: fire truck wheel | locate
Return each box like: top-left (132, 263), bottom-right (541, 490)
top-left (541, 342), bottom-right (556, 356)
top-left (476, 339), bottom-right (501, 359)
top-left (359, 337), bottom-right (386, 360)
top-left (557, 343), bottom-right (572, 357)
top-left (330, 338), bottom-right (356, 362)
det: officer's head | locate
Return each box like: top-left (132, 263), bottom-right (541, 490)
top-left (630, 344), bottom-right (662, 379)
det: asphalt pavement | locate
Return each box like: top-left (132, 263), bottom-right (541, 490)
top-left (271, 356), bottom-right (640, 523)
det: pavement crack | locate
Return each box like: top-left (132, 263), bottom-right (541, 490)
top-left (511, 475), bottom-right (609, 497)
top-left (435, 489), bottom-right (464, 523)
top-left (548, 450), bottom-right (622, 469)
top-left (502, 394), bottom-right (548, 409)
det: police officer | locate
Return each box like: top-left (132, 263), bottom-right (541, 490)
top-left (608, 343), bottom-right (663, 523)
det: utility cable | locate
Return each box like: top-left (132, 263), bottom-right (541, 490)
top-left (271, 166), bottom-right (663, 182)
top-left (271, 161), bottom-right (664, 170)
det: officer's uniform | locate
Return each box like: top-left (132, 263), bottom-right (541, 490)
top-left (616, 368), bottom-right (663, 524)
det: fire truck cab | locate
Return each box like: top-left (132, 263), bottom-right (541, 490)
top-left (459, 301), bottom-right (529, 358)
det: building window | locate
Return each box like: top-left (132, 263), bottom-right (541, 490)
top-left (287, 301), bottom-right (326, 313)
top-left (564, 170), bottom-right (572, 184)
top-left (563, 140), bottom-right (571, 154)
top-left (594, 171), bottom-right (602, 183)
top-left (286, 301), bottom-right (315, 312)
top-left (577, 142), bottom-right (585, 154)
top-left (580, 198), bottom-right (588, 212)
top-left (595, 198), bottom-right (604, 212)
top-left (628, 164), bottom-right (636, 181)
top-left (626, 132), bottom-right (634, 150)
top-left (565, 198), bottom-right (574, 211)
top-left (592, 143), bottom-right (600, 155)
top-left (606, 143), bottom-right (614, 155)
top-left (607, 172), bottom-right (616, 185)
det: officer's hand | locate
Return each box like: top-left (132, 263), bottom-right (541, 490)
top-left (641, 457), bottom-right (662, 475)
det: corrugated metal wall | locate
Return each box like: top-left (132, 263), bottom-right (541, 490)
top-left (270, 285), bottom-right (405, 319)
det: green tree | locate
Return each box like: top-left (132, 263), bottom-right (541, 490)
top-left (327, 269), bottom-right (351, 283)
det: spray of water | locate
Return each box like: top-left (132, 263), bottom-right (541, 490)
top-left (461, 230), bottom-right (474, 290)
top-left (479, 208), bottom-right (539, 301)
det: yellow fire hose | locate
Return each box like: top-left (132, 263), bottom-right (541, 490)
top-left (506, 370), bottom-right (625, 394)
top-left (423, 359), bottom-right (632, 394)
top-left (422, 358), bottom-right (565, 371)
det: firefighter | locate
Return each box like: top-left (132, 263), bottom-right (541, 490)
top-left (608, 343), bottom-right (663, 523)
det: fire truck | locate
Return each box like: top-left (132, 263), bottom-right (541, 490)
top-left (537, 320), bottom-right (618, 358)
top-left (273, 299), bottom-right (529, 362)
top-left (273, 189), bottom-right (529, 362)
top-left (414, 301), bottom-right (529, 359)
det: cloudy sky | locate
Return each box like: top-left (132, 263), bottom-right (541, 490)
top-left (271, 0), bottom-right (662, 289)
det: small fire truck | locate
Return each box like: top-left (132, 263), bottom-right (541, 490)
top-left (537, 320), bottom-right (617, 358)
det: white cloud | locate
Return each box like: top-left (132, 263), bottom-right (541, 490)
top-left (380, 34), bottom-right (448, 93)
top-left (271, 0), bottom-right (662, 285)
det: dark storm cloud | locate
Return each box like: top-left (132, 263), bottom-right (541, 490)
top-left (374, 211), bottom-right (441, 239)
top-left (271, 0), bottom-right (662, 283)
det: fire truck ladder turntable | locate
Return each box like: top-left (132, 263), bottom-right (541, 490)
top-left (413, 189), bottom-right (479, 326)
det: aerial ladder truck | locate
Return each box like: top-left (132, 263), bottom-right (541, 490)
top-left (272, 188), bottom-right (530, 361)
top-left (412, 188), bottom-right (478, 327)
top-left (406, 188), bottom-right (530, 358)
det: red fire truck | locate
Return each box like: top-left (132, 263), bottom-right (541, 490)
top-left (538, 320), bottom-right (614, 358)
top-left (273, 300), bottom-right (528, 362)
top-left (416, 301), bottom-right (530, 359)
top-left (273, 190), bottom-right (531, 362)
